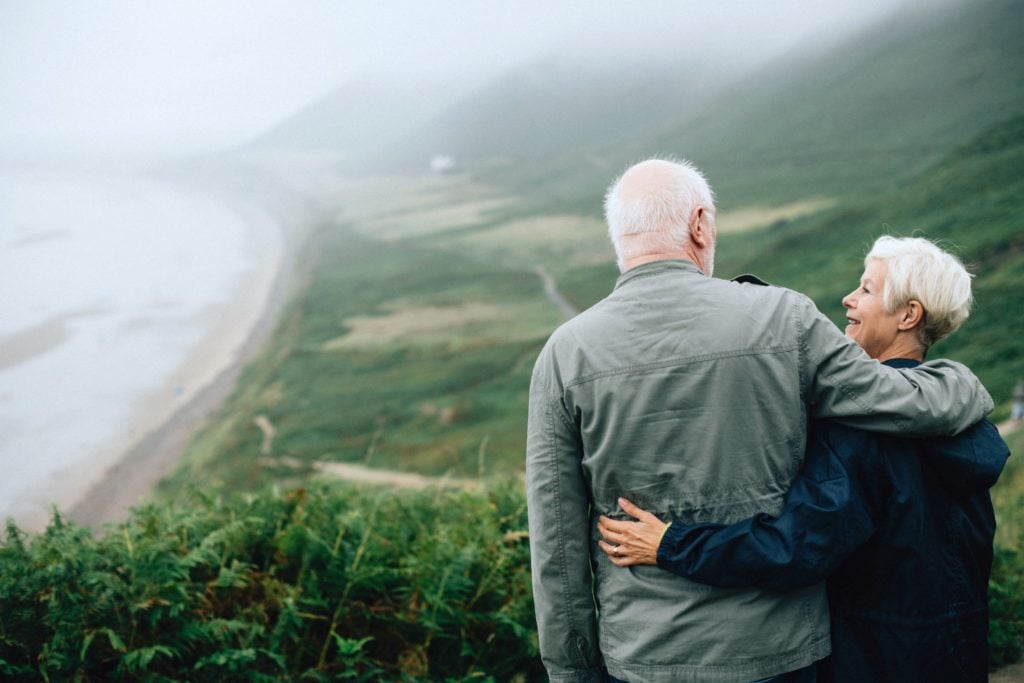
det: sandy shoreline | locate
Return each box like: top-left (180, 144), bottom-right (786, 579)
top-left (54, 175), bottom-right (309, 528)
top-left (51, 159), bottom-right (321, 530)
top-left (64, 199), bottom-right (296, 528)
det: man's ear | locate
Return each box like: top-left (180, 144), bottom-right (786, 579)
top-left (689, 207), bottom-right (709, 248)
top-left (898, 300), bottom-right (925, 330)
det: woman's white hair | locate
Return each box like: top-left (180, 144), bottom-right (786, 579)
top-left (866, 235), bottom-right (973, 350)
top-left (604, 158), bottom-right (716, 271)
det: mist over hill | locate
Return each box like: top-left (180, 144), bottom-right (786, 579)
top-left (251, 0), bottom-right (1022, 214)
top-left (248, 79), bottom-right (466, 163)
top-left (641, 0), bottom-right (1024, 206)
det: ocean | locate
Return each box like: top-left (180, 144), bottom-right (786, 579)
top-left (0, 164), bottom-right (281, 529)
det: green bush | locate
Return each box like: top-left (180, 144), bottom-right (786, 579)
top-left (990, 492), bottom-right (1024, 669)
top-left (0, 484), bottom-right (541, 681)
top-left (2, 481), bottom-right (1020, 678)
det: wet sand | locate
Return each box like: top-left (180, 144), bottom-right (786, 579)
top-left (61, 181), bottom-right (310, 528)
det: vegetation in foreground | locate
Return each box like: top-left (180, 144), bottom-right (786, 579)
top-left (2, 469), bottom-right (1021, 679)
top-left (0, 484), bottom-right (540, 681)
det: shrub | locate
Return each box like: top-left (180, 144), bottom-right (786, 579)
top-left (0, 484), bottom-right (541, 681)
top-left (990, 493), bottom-right (1024, 669)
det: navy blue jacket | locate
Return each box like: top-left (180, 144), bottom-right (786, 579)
top-left (657, 359), bottom-right (1010, 682)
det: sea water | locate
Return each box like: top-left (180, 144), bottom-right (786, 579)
top-left (0, 165), bottom-right (269, 528)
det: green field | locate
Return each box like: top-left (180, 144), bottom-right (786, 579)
top-left (162, 115), bottom-right (1024, 497)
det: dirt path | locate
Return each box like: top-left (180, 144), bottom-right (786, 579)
top-left (313, 461), bottom-right (481, 490)
top-left (262, 454), bottom-right (483, 491)
top-left (534, 266), bottom-right (578, 320)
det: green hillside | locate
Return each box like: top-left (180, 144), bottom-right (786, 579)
top-left (645, 0), bottom-right (1024, 207)
top-left (376, 0), bottom-right (1023, 213)
top-left (369, 58), bottom-right (737, 198)
top-left (157, 113), bottom-right (1024, 502)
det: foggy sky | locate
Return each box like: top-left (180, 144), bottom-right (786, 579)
top-left (0, 0), bottom-right (938, 158)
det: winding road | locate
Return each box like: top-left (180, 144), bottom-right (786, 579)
top-left (534, 266), bottom-right (578, 320)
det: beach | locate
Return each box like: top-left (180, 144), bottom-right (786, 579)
top-left (0, 156), bottom-right (318, 530)
top-left (67, 198), bottom-right (295, 528)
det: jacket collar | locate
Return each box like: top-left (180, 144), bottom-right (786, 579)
top-left (882, 358), bottom-right (921, 370)
top-left (614, 259), bottom-right (703, 291)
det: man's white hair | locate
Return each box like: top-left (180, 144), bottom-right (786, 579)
top-left (604, 158), bottom-right (716, 271)
top-left (866, 235), bottom-right (973, 350)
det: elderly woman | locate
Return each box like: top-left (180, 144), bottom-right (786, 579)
top-left (598, 236), bottom-right (1009, 682)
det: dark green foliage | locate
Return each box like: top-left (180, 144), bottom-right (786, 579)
top-left (990, 428), bottom-right (1024, 668)
top-left (990, 534), bottom-right (1024, 668)
top-left (0, 485), bottom-right (540, 681)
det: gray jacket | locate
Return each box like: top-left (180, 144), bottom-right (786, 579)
top-left (526, 260), bottom-right (993, 683)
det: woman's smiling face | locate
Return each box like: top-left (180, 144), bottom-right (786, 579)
top-left (841, 259), bottom-right (904, 360)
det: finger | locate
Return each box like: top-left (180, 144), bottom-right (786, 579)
top-left (614, 499), bottom-right (663, 528)
top-left (618, 497), bottom-right (644, 518)
top-left (597, 539), bottom-right (617, 556)
top-left (618, 497), bottom-right (655, 522)
top-left (612, 554), bottom-right (639, 568)
top-left (599, 516), bottom-right (633, 534)
top-left (600, 527), bottom-right (626, 545)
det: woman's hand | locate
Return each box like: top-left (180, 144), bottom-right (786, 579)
top-left (597, 497), bottom-right (669, 567)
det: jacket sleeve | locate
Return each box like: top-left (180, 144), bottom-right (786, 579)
top-left (656, 423), bottom-right (880, 591)
top-left (526, 348), bottom-right (603, 681)
top-left (795, 294), bottom-right (993, 435)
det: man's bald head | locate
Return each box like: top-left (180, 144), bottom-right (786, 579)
top-left (605, 158), bottom-right (716, 273)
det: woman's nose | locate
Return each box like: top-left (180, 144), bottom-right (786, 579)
top-left (842, 290), bottom-right (856, 309)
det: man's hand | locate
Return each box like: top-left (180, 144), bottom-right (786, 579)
top-left (597, 497), bottom-right (669, 567)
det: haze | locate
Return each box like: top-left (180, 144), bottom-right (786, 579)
top-left (1, 0), bottom-right (941, 159)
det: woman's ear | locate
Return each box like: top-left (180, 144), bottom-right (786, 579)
top-left (898, 300), bottom-right (924, 330)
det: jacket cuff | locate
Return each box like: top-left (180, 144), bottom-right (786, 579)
top-left (658, 520), bottom-right (673, 545)
top-left (656, 518), bottom-right (687, 567)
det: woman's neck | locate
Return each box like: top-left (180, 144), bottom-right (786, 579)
top-left (876, 336), bottom-right (925, 363)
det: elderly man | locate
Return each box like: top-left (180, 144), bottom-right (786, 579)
top-left (525, 158), bottom-right (994, 682)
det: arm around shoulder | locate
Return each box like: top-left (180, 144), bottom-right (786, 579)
top-left (797, 295), bottom-right (993, 435)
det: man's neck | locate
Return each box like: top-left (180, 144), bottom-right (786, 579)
top-left (622, 253), bottom-right (696, 271)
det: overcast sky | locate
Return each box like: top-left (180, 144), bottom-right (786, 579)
top-left (0, 0), bottom-right (933, 158)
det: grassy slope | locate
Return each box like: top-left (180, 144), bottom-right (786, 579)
top-left (159, 0), bottom-right (1024, 498)
top-left (644, 0), bottom-right (1024, 207)
top-left (161, 171), bottom-right (576, 494)
top-left (371, 0), bottom-right (1023, 215)
top-left (162, 114), bottom-right (1024, 502)
top-left (370, 59), bottom-right (736, 197)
